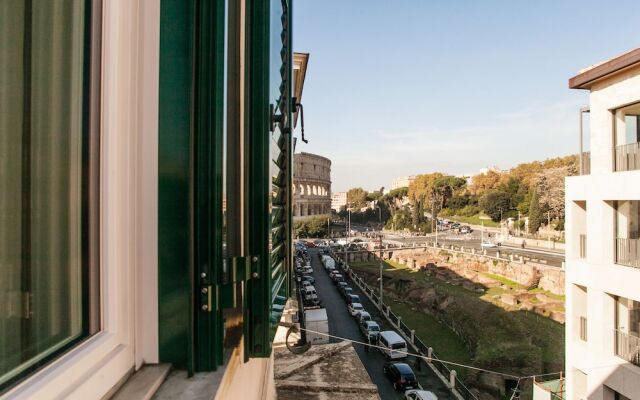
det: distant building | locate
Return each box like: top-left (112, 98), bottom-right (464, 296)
top-left (391, 175), bottom-right (415, 190)
top-left (293, 152), bottom-right (332, 218)
top-left (331, 191), bottom-right (347, 212)
top-left (563, 48), bottom-right (640, 400)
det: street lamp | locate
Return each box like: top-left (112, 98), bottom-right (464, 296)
top-left (376, 206), bottom-right (384, 306)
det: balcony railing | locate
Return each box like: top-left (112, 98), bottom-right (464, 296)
top-left (579, 234), bottom-right (587, 258)
top-left (615, 142), bottom-right (640, 172)
top-left (615, 237), bottom-right (640, 268)
top-left (615, 329), bottom-right (640, 367)
top-left (579, 151), bottom-right (591, 175)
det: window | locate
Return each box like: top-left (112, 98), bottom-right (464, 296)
top-left (614, 103), bottom-right (640, 171)
top-left (614, 296), bottom-right (640, 366)
top-left (579, 108), bottom-right (590, 175)
top-left (0, 0), bottom-right (100, 390)
top-left (614, 201), bottom-right (640, 268)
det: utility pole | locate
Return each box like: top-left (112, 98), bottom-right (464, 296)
top-left (379, 232), bottom-right (383, 306)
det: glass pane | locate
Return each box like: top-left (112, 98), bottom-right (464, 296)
top-left (0, 1), bottom-right (88, 387)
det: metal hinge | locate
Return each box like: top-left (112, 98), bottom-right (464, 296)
top-left (6, 291), bottom-right (32, 319)
top-left (217, 256), bottom-right (260, 309)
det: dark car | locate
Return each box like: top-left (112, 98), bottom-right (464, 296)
top-left (341, 286), bottom-right (353, 297)
top-left (336, 281), bottom-right (348, 292)
top-left (346, 294), bottom-right (361, 305)
top-left (383, 362), bottom-right (418, 391)
top-left (301, 275), bottom-right (315, 285)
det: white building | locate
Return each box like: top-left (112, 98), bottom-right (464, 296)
top-left (565, 48), bottom-right (640, 400)
top-left (331, 191), bottom-right (347, 212)
top-left (391, 175), bottom-right (415, 190)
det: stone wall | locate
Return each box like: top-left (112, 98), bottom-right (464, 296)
top-left (344, 247), bottom-right (565, 295)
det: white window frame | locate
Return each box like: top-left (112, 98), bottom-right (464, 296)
top-left (3, 1), bottom-right (159, 399)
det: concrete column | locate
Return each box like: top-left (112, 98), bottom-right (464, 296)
top-left (410, 329), bottom-right (415, 343)
top-left (449, 370), bottom-right (457, 389)
top-left (427, 347), bottom-right (433, 362)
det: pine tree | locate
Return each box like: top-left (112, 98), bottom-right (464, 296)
top-left (529, 188), bottom-right (542, 233)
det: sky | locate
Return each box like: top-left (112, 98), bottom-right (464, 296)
top-left (292, 0), bottom-right (640, 192)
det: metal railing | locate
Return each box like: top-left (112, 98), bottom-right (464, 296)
top-left (344, 264), bottom-right (478, 400)
top-left (579, 316), bottom-right (587, 341)
top-left (579, 234), bottom-right (587, 259)
top-left (579, 151), bottom-right (591, 175)
top-left (615, 237), bottom-right (640, 268)
top-left (615, 142), bottom-right (640, 172)
top-left (614, 329), bottom-right (640, 367)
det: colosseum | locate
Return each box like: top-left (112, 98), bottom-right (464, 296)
top-left (293, 152), bottom-right (332, 219)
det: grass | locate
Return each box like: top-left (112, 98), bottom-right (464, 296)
top-left (481, 273), bottom-right (526, 290)
top-left (350, 259), bottom-right (565, 374)
top-left (447, 214), bottom-right (499, 228)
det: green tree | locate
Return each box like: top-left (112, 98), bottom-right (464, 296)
top-left (528, 188), bottom-right (543, 233)
top-left (478, 191), bottom-right (511, 222)
top-left (346, 187), bottom-right (368, 209)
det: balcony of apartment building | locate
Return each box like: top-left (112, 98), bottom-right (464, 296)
top-left (614, 103), bottom-right (640, 172)
top-left (614, 200), bottom-right (640, 268)
top-left (578, 107), bottom-right (591, 175)
top-left (614, 296), bottom-right (640, 367)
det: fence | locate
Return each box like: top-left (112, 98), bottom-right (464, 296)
top-left (615, 142), bottom-right (640, 172)
top-left (615, 237), bottom-right (640, 268)
top-left (341, 258), bottom-right (478, 400)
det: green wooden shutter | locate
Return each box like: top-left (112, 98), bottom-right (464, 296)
top-left (245, 0), bottom-right (292, 358)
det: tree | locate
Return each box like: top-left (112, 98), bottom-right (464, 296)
top-left (478, 191), bottom-right (511, 222)
top-left (534, 166), bottom-right (574, 221)
top-left (346, 187), bottom-right (368, 209)
top-left (469, 170), bottom-right (503, 195)
top-left (528, 188), bottom-right (543, 233)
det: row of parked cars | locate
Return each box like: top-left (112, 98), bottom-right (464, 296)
top-left (319, 251), bottom-right (438, 399)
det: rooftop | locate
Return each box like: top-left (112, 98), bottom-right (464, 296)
top-left (569, 47), bottom-right (640, 89)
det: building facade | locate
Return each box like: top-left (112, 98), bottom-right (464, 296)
top-left (293, 152), bottom-right (332, 218)
top-left (0, 1), bottom-right (301, 399)
top-left (331, 191), bottom-right (347, 212)
top-left (391, 175), bottom-right (415, 190)
top-left (565, 48), bottom-right (640, 400)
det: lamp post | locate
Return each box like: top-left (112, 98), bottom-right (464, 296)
top-left (376, 206), bottom-right (384, 306)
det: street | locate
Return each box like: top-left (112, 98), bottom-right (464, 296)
top-left (308, 248), bottom-right (452, 400)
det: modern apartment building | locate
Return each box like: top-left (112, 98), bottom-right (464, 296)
top-left (0, 1), bottom-right (301, 399)
top-left (565, 48), bottom-right (640, 400)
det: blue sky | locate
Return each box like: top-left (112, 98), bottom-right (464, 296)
top-left (292, 0), bottom-right (640, 192)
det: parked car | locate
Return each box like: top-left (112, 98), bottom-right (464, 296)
top-left (336, 281), bottom-right (348, 292)
top-left (358, 311), bottom-right (372, 324)
top-left (383, 362), bottom-right (419, 391)
top-left (459, 226), bottom-right (471, 234)
top-left (346, 294), bottom-right (361, 305)
top-left (347, 302), bottom-right (364, 317)
top-left (378, 331), bottom-right (408, 360)
top-left (329, 270), bottom-right (340, 279)
top-left (341, 286), bottom-right (353, 297)
top-left (359, 320), bottom-right (381, 342)
top-left (405, 390), bottom-right (438, 400)
top-left (481, 240), bottom-right (497, 248)
top-left (301, 275), bottom-right (315, 285)
top-left (331, 273), bottom-right (344, 283)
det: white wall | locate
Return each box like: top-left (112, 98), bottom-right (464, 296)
top-left (565, 63), bottom-right (640, 400)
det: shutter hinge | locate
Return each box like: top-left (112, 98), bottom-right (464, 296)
top-left (217, 256), bottom-right (260, 309)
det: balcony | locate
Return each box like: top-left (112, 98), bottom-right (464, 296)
top-left (615, 142), bottom-right (640, 172)
top-left (615, 237), bottom-right (640, 268)
top-left (615, 329), bottom-right (640, 367)
top-left (579, 151), bottom-right (591, 175)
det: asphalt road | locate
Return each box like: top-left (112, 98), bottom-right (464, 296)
top-left (384, 231), bottom-right (565, 268)
top-left (308, 248), bottom-right (452, 400)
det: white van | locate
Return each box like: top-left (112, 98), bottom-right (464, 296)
top-left (378, 330), bottom-right (407, 360)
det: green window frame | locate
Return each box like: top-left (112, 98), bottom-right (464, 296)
top-left (245, 0), bottom-right (293, 358)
